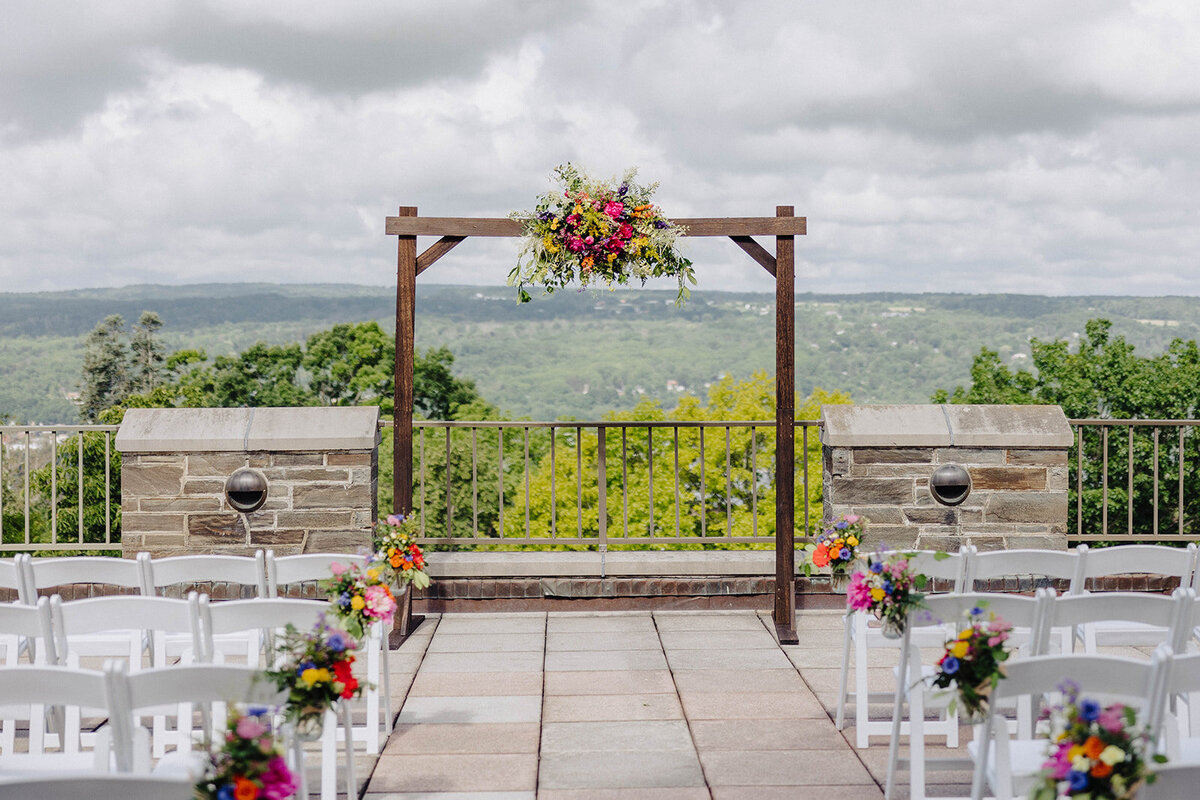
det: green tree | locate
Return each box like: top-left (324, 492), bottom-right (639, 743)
top-left (128, 311), bottom-right (166, 394)
top-left (79, 315), bottom-right (129, 422)
top-left (303, 322), bottom-right (393, 407)
top-left (414, 346), bottom-right (482, 420)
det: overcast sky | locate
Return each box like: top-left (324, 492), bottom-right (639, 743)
top-left (2, 1), bottom-right (1199, 297)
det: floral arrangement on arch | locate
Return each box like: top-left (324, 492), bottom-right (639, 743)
top-left (264, 618), bottom-right (364, 740)
top-left (802, 513), bottom-right (866, 578)
top-left (322, 560), bottom-right (396, 640)
top-left (194, 709), bottom-right (298, 800)
top-left (508, 163), bottom-right (696, 305)
top-left (846, 548), bottom-right (927, 636)
top-left (929, 604), bottom-right (1012, 720)
top-left (1029, 680), bottom-right (1164, 799)
top-left (373, 514), bottom-right (431, 590)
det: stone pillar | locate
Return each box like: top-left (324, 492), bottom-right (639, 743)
top-left (820, 405), bottom-right (1072, 552)
top-left (116, 407), bottom-right (379, 557)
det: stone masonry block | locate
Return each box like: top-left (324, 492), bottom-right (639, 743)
top-left (123, 463), bottom-right (184, 497)
top-left (249, 529), bottom-right (306, 545)
top-left (183, 479), bottom-right (225, 495)
top-left (140, 498), bottom-right (223, 513)
top-left (914, 533), bottom-right (967, 553)
top-left (1004, 535), bottom-right (1067, 551)
top-left (275, 511), bottom-right (355, 530)
top-left (1007, 449), bottom-right (1068, 466)
top-left (826, 447), bottom-right (850, 477)
top-left (327, 452), bottom-right (372, 466)
top-left (293, 484), bottom-right (370, 510)
top-left (984, 492), bottom-right (1068, 524)
top-left (262, 467), bottom-right (348, 483)
top-left (852, 448), bottom-right (934, 465)
top-left (1047, 467), bottom-right (1069, 491)
top-left (122, 512), bottom-right (186, 533)
top-left (272, 453), bottom-right (325, 467)
top-left (186, 454), bottom-right (248, 476)
top-left (844, 506), bottom-right (905, 525)
top-left (865, 465), bottom-right (948, 479)
top-left (969, 467), bottom-right (1047, 491)
top-left (903, 507), bottom-right (958, 526)
top-left (303, 530), bottom-right (370, 553)
top-left (187, 514), bottom-right (248, 543)
top-left (933, 448), bottom-right (1005, 464)
top-left (831, 477), bottom-right (913, 505)
top-left (868, 526), bottom-right (919, 551)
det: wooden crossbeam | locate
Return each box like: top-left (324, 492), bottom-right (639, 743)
top-left (416, 236), bottom-right (466, 275)
top-left (385, 216), bottom-right (806, 237)
top-left (730, 236), bottom-right (776, 276)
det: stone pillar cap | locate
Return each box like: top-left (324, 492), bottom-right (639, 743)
top-left (821, 404), bottom-right (1072, 448)
top-left (115, 406), bottom-right (381, 452)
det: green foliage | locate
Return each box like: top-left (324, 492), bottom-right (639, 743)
top-left (303, 321), bottom-right (393, 408)
top-left (26, 430), bottom-right (120, 548)
top-left (129, 311), bottom-right (166, 394)
top-left (79, 315), bottom-right (130, 422)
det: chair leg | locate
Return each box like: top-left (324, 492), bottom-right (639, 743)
top-left (320, 709), bottom-right (336, 800)
top-left (341, 702), bottom-right (357, 800)
top-left (836, 612), bottom-right (852, 731)
top-left (365, 634), bottom-right (381, 754)
top-left (381, 637), bottom-right (394, 734)
top-left (855, 614), bottom-right (871, 747)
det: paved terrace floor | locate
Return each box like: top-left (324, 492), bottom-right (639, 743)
top-left (363, 609), bottom-right (920, 800)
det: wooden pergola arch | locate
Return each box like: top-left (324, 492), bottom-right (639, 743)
top-left (386, 206), bottom-right (807, 641)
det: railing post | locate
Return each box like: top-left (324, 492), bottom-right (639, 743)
top-left (597, 426), bottom-right (607, 578)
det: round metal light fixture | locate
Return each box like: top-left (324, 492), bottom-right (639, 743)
top-left (929, 463), bottom-right (971, 507)
top-left (225, 467), bottom-right (268, 513)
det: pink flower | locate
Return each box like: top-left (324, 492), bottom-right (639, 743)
top-left (604, 201), bottom-right (624, 218)
top-left (618, 223), bottom-right (633, 238)
top-left (844, 514), bottom-right (860, 524)
top-left (1098, 703), bottom-right (1126, 733)
top-left (329, 561), bottom-right (347, 576)
top-left (567, 237), bottom-right (584, 253)
top-left (386, 514), bottom-right (402, 525)
top-left (364, 584), bottom-right (397, 622)
top-left (846, 572), bottom-right (872, 611)
top-left (235, 715), bottom-right (266, 740)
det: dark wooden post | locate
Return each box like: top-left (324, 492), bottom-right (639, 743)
top-left (394, 206), bottom-right (418, 516)
top-left (774, 205), bottom-right (798, 644)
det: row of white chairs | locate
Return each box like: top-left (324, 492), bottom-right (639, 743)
top-left (2, 549), bottom-right (366, 603)
top-left (0, 660), bottom-right (353, 800)
top-left (837, 543), bottom-right (1199, 747)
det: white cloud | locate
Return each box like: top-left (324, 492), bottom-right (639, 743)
top-left (1, 1), bottom-right (1199, 297)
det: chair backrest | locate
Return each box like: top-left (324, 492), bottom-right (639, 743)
top-left (0, 665), bottom-right (108, 757)
top-left (0, 774), bottom-right (193, 800)
top-left (1036, 590), bottom-right (1188, 655)
top-left (910, 591), bottom-right (1044, 633)
top-left (0, 596), bottom-right (56, 664)
top-left (199, 596), bottom-right (330, 663)
top-left (144, 552), bottom-right (267, 597)
top-left (0, 555), bottom-right (31, 604)
top-left (964, 546), bottom-right (1084, 590)
top-left (117, 662), bottom-right (288, 712)
top-left (1077, 543), bottom-right (1196, 588)
top-left (266, 550), bottom-right (368, 596)
top-left (991, 652), bottom-right (1164, 713)
top-left (22, 554), bottom-right (150, 598)
top-left (50, 594), bottom-right (200, 665)
top-left (906, 550), bottom-right (969, 593)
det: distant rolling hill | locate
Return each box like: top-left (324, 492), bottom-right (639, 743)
top-left (4, 283), bottom-right (1200, 423)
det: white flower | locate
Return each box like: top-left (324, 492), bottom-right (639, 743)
top-left (1099, 745), bottom-right (1126, 766)
top-left (1071, 755), bottom-right (1092, 772)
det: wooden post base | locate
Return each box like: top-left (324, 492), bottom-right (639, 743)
top-left (387, 583), bottom-right (426, 648)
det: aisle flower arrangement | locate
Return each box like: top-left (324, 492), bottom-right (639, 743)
top-left (194, 709), bottom-right (298, 800)
top-left (929, 605), bottom-right (1013, 719)
top-left (802, 513), bottom-right (867, 579)
top-left (373, 514), bottom-right (431, 591)
top-left (846, 548), bottom-right (927, 637)
top-left (1029, 681), bottom-right (1163, 799)
top-left (265, 618), bottom-right (364, 739)
top-left (322, 560), bottom-right (396, 640)
top-left (508, 164), bottom-right (695, 305)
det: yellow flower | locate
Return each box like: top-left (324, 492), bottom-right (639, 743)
top-left (1098, 745), bottom-right (1126, 766)
top-left (950, 640), bottom-right (969, 658)
top-left (869, 588), bottom-right (885, 601)
top-left (847, 536), bottom-right (858, 547)
top-left (366, 568), bottom-right (379, 581)
top-left (301, 667), bottom-right (332, 687)
top-left (958, 629), bottom-right (973, 640)
top-left (351, 595), bottom-right (366, 611)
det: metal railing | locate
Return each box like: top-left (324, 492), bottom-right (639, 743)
top-left (1069, 420), bottom-right (1200, 543)
top-left (396, 420), bottom-right (820, 546)
top-left (0, 425), bottom-right (121, 552)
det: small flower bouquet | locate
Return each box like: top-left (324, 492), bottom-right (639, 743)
top-left (846, 548), bottom-right (927, 637)
top-left (509, 163), bottom-right (695, 305)
top-left (322, 560), bottom-right (396, 640)
top-left (1029, 681), bottom-right (1163, 800)
top-left (194, 710), bottom-right (298, 800)
top-left (265, 619), bottom-right (364, 740)
top-left (802, 513), bottom-right (867, 581)
top-left (373, 514), bottom-right (431, 590)
top-left (929, 605), bottom-right (1013, 720)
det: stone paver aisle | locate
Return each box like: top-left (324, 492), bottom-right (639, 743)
top-left (365, 610), bottom-right (884, 800)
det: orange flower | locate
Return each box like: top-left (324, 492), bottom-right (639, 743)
top-left (234, 776), bottom-right (259, 800)
top-left (1090, 761), bottom-right (1113, 778)
top-left (390, 555), bottom-right (402, 568)
top-left (1083, 735), bottom-right (1104, 760)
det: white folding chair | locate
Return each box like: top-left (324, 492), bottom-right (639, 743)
top-left (50, 594), bottom-right (202, 671)
top-left (884, 591), bottom-right (1047, 800)
top-left (0, 774), bottom-right (193, 800)
top-left (835, 549), bottom-right (968, 748)
top-left (1074, 543), bottom-right (1198, 650)
top-left (0, 599), bottom-right (57, 755)
top-left (1036, 588), bottom-right (1190, 657)
top-left (968, 652), bottom-right (1168, 800)
top-left (0, 665), bottom-right (114, 777)
top-left (107, 661), bottom-right (320, 799)
top-left (21, 554), bottom-right (151, 600)
top-left (1157, 648), bottom-right (1200, 765)
top-left (200, 596), bottom-right (354, 800)
top-left (964, 545), bottom-right (1085, 651)
top-left (267, 550), bottom-right (391, 753)
top-left (1, 555), bottom-right (34, 662)
top-left (1143, 763), bottom-right (1200, 800)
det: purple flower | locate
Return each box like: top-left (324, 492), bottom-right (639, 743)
top-left (1068, 770), bottom-right (1089, 791)
top-left (654, 220), bottom-right (667, 229)
top-left (869, 560), bottom-right (883, 574)
top-left (834, 520), bottom-right (848, 530)
top-left (218, 785), bottom-right (236, 800)
top-left (941, 656), bottom-right (960, 675)
top-left (618, 185), bottom-right (628, 196)
top-left (1080, 698), bottom-right (1101, 722)
top-left (839, 547), bottom-right (851, 560)
top-left (970, 606), bottom-right (983, 616)
top-left (328, 633), bottom-right (347, 653)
